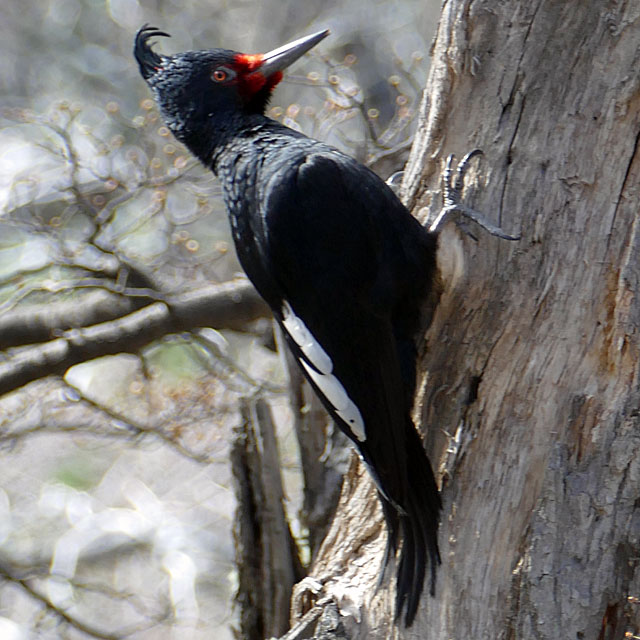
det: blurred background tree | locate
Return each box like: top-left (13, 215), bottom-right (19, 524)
top-left (0, 1), bottom-right (439, 638)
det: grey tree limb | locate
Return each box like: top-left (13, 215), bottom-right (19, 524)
top-left (0, 278), bottom-right (269, 396)
top-left (0, 289), bottom-right (138, 349)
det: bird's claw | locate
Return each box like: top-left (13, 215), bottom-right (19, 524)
top-left (443, 149), bottom-right (483, 209)
top-left (429, 150), bottom-right (520, 241)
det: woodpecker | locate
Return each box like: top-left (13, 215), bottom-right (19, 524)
top-left (135, 26), bottom-right (441, 626)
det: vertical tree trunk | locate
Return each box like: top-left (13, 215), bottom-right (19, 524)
top-left (286, 2), bottom-right (640, 638)
top-left (232, 399), bottom-right (304, 639)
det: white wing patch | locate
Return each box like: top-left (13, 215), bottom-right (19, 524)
top-left (282, 301), bottom-right (332, 374)
top-left (300, 361), bottom-right (366, 442)
top-left (282, 301), bottom-right (366, 442)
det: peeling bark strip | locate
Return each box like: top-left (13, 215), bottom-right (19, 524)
top-left (297, 2), bottom-right (640, 637)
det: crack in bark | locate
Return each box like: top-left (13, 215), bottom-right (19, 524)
top-left (606, 128), bottom-right (640, 254)
top-left (495, 0), bottom-right (545, 237)
top-left (498, 73), bottom-right (524, 127)
top-left (499, 94), bottom-right (527, 226)
top-left (519, 0), bottom-right (544, 64)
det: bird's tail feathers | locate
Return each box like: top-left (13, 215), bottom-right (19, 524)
top-left (392, 420), bottom-right (441, 626)
top-left (376, 496), bottom-right (400, 591)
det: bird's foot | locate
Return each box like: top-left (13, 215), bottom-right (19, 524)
top-left (429, 150), bottom-right (520, 241)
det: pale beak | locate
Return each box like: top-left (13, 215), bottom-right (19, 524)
top-left (256, 30), bottom-right (330, 77)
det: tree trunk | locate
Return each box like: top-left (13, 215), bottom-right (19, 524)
top-left (232, 399), bottom-right (304, 639)
top-left (285, 2), bottom-right (640, 638)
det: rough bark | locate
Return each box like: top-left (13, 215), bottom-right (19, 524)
top-left (285, 2), bottom-right (640, 638)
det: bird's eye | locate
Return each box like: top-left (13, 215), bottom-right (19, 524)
top-left (211, 67), bottom-right (236, 83)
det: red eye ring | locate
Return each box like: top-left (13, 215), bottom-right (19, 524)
top-left (212, 69), bottom-right (228, 82)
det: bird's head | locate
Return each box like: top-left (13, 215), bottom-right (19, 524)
top-left (134, 26), bottom-right (329, 155)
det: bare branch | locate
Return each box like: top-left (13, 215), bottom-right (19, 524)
top-left (0, 560), bottom-right (168, 639)
top-left (62, 382), bottom-right (217, 464)
top-left (0, 289), bottom-right (135, 348)
top-left (0, 278), bottom-right (270, 396)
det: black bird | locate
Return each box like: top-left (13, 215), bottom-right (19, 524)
top-left (135, 26), bottom-right (442, 626)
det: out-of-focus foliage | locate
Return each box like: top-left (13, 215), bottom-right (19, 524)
top-left (0, 0), bottom-right (438, 638)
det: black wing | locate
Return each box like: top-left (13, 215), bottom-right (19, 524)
top-left (262, 152), bottom-right (411, 458)
top-left (253, 150), bottom-right (441, 624)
